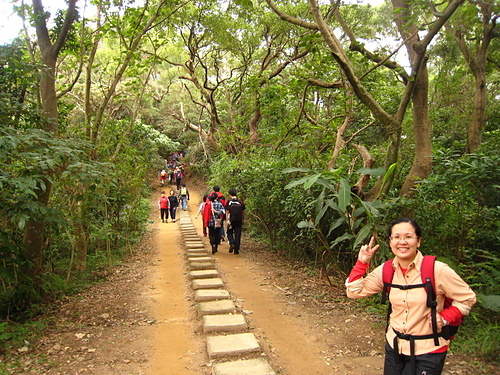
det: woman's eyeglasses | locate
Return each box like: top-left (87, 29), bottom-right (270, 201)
top-left (390, 235), bottom-right (418, 242)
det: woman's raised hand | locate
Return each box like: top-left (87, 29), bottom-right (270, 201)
top-left (358, 236), bottom-right (380, 264)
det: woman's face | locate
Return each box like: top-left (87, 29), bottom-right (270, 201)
top-left (389, 222), bottom-right (421, 265)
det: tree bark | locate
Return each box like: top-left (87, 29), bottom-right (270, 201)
top-left (352, 144), bottom-right (376, 198)
top-left (468, 70), bottom-right (487, 152)
top-left (451, 2), bottom-right (496, 153)
top-left (392, 0), bottom-right (433, 197)
top-left (74, 202), bottom-right (88, 272)
top-left (23, 0), bottom-right (77, 286)
top-left (400, 63), bottom-right (433, 196)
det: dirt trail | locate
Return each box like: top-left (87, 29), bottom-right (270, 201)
top-left (143, 189), bottom-right (382, 375)
top-left (3, 180), bottom-right (492, 374)
top-left (147, 212), bottom-right (205, 374)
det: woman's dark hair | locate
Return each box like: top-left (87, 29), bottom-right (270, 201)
top-left (388, 218), bottom-right (422, 238)
top-left (209, 192), bottom-right (218, 201)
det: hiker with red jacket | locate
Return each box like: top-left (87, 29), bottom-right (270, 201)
top-left (346, 218), bottom-right (476, 375)
top-left (158, 191), bottom-right (169, 223)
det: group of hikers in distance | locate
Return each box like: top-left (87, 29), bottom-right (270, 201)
top-left (157, 152), bottom-right (190, 222)
top-left (195, 185), bottom-right (246, 255)
top-left (160, 151), bottom-right (186, 189)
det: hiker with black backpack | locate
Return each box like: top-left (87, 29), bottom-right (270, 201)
top-left (346, 218), bottom-right (476, 375)
top-left (225, 188), bottom-right (246, 255)
top-left (207, 192), bottom-right (225, 254)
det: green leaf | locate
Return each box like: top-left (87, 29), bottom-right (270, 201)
top-left (357, 166), bottom-right (386, 176)
top-left (338, 179), bottom-right (351, 212)
top-left (304, 173), bottom-right (321, 189)
top-left (315, 200), bottom-right (329, 224)
top-left (477, 294), bottom-right (500, 312)
top-left (297, 220), bottom-right (315, 229)
top-left (380, 163), bottom-right (397, 192)
top-left (328, 217), bottom-right (346, 236)
top-left (282, 167), bottom-right (312, 174)
top-left (353, 225), bottom-right (373, 249)
top-left (313, 177), bottom-right (337, 193)
top-left (331, 233), bottom-right (354, 248)
top-left (284, 175), bottom-right (311, 189)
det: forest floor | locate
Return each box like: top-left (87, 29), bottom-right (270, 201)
top-left (1, 178), bottom-right (495, 375)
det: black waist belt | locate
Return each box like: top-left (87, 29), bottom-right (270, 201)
top-left (392, 329), bottom-right (441, 375)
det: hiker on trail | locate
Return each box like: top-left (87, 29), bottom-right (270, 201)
top-left (175, 168), bottom-right (184, 190)
top-left (167, 189), bottom-right (179, 222)
top-left (206, 192), bottom-right (225, 254)
top-left (211, 185), bottom-right (227, 240)
top-left (345, 218), bottom-right (476, 375)
top-left (178, 183), bottom-right (190, 210)
top-left (158, 191), bottom-right (169, 223)
top-left (160, 169), bottom-right (167, 186)
top-left (225, 188), bottom-right (245, 255)
top-left (168, 169), bottom-right (175, 184)
top-left (195, 194), bottom-right (209, 237)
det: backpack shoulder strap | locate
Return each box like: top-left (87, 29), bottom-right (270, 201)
top-left (421, 255), bottom-right (436, 289)
top-left (421, 255), bottom-right (440, 345)
top-left (381, 259), bottom-right (395, 332)
top-left (381, 259), bottom-right (395, 304)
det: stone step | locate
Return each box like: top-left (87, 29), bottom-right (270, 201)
top-left (185, 243), bottom-right (206, 250)
top-left (189, 262), bottom-right (215, 270)
top-left (185, 246), bottom-right (206, 252)
top-left (212, 358), bottom-right (276, 375)
top-left (186, 251), bottom-right (209, 258)
top-left (187, 256), bottom-right (214, 263)
top-left (198, 299), bottom-right (236, 315)
top-left (183, 235), bottom-right (201, 240)
top-left (182, 232), bottom-right (199, 237)
top-left (185, 239), bottom-right (204, 244)
top-left (203, 314), bottom-right (247, 333)
top-left (194, 289), bottom-right (231, 302)
top-left (192, 278), bottom-right (224, 290)
top-left (189, 269), bottom-right (219, 279)
top-left (206, 333), bottom-right (261, 359)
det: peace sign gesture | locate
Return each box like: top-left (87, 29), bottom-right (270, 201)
top-left (358, 236), bottom-right (379, 264)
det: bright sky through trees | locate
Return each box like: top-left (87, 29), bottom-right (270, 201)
top-left (0, 0), bottom-right (385, 45)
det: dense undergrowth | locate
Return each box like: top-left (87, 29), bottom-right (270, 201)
top-left (193, 145), bottom-right (499, 363)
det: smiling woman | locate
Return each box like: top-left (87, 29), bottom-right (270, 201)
top-left (345, 218), bottom-right (477, 375)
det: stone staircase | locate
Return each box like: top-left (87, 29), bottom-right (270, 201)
top-left (177, 211), bottom-right (276, 375)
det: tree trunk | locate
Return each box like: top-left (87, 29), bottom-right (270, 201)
top-left (22, 187), bottom-right (51, 284)
top-left (74, 203), bottom-right (88, 272)
top-left (352, 144), bottom-right (375, 198)
top-left (451, 1), bottom-right (495, 153)
top-left (327, 86), bottom-right (353, 170)
top-left (22, 0), bottom-right (77, 289)
top-left (468, 70), bottom-right (487, 152)
top-left (400, 63), bottom-right (433, 196)
top-left (249, 106), bottom-right (261, 143)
